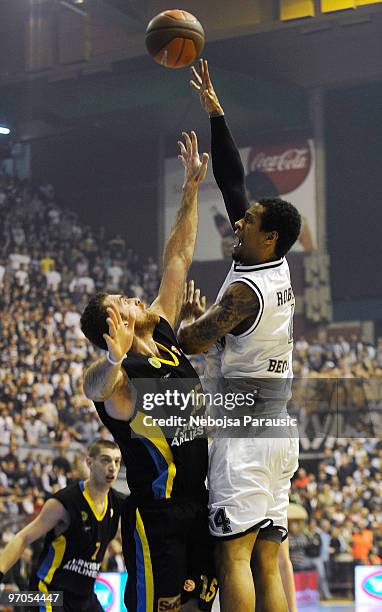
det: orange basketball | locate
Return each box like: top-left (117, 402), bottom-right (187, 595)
top-left (145, 9), bottom-right (205, 69)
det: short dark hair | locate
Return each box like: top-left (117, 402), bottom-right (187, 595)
top-left (258, 198), bottom-right (301, 258)
top-left (88, 439), bottom-right (120, 459)
top-left (80, 292), bottom-right (109, 351)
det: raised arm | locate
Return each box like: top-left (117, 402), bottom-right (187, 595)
top-left (0, 499), bottom-right (67, 579)
top-left (150, 131), bottom-right (208, 327)
top-left (178, 281), bottom-right (259, 354)
top-left (190, 59), bottom-right (249, 227)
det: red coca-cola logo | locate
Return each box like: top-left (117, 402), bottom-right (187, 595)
top-left (247, 140), bottom-right (312, 195)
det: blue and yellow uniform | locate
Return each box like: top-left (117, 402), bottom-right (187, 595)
top-left (95, 317), bottom-right (217, 612)
top-left (30, 481), bottom-right (124, 612)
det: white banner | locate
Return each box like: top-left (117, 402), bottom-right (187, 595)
top-left (164, 139), bottom-right (317, 262)
top-left (94, 572), bottom-right (127, 611)
top-left (355, 565), bottom-right (382, 606)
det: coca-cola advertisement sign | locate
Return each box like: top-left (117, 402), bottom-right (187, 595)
top-left (247, 140), bottom-right (312, 195)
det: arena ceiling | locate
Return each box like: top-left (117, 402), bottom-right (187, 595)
top-left (0, 0), bottom-right (382, 141)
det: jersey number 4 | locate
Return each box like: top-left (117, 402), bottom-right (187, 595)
top-left (213, 508), bottom-right (232, 534)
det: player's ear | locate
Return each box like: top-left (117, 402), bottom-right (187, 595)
top-left (85, 455), bottom-right (92, 469)
top-left (266, 231), bottom-right (278, 242)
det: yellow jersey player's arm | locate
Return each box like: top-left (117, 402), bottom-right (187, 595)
top-left (178, 281), bottom-right (260, 354)
top-left (0, 499), bottom-right (68, 577)
top-left (150, 132), bottom-right (208, 328)
top-left (83, 359), bottom-right (134, 421)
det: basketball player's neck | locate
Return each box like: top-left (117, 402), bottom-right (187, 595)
top-left (239, 253), bottom-right (279, 266)
top-left (85, 478), bottom-right (109, 500)
top-left (132, 331), bottom-right (160, 357)
top-left (234, 243), bottom-right (279, 266)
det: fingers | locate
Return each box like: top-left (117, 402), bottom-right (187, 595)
top-left (180, 131), bottom-right (200, 160)
top-left (106, 305), bottom-right (121, 326)
top-left (191, 131), bottom-right (198, 156)
top-left (106, 310), bottom-right (118, 334)
top-left (105, 317), bottom-right (116, 339)
top-left (187, 279), bottom-right (195, 301)
top-left (189, 80), bottom-right (200, 91)
top-left (199, 57), bottom-right (204, 79)
top-left (201, 295), bottom-right (206, 310)
top-left (182, 131), bottom-right (192, 155)
top-left (198, 152), bottom-right (209, 182)
top-left (102, 332), bottom-right (112, 346)
top-left (203, 59), bottom-right (212, 88)
top-left (191, 65), bottom-right (202, 85)
top-left (178, 140), bottom-right (187, 158)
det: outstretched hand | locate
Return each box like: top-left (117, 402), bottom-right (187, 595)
top-left (178, 130), bottom-right (209, 186)
top-left (103, 304), bottom-right (136, 362)
top-left (179, 280), bottom-right (207, 324)
top-left (190, 58), bottom-right (224, 117)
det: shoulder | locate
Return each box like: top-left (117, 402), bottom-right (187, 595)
top-left (219, 281), bottom-right (260, 316)
top-left (52, 482), bottom-right (80, 509)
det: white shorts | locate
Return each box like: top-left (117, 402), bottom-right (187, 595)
top-left (208, 435), bottom-right (299, 539)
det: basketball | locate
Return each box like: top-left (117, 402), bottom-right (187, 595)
top-left (145, 9), bottom-right (205, 69)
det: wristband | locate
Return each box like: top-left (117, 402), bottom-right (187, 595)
top-left (106, 352), bottom-right (126, 366)
top-left (0, 570), bottom-right (4, 583)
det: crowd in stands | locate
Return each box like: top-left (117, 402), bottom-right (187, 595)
top-left (0, 173), bottom-right (160, 448)
top-left (1, 173), bottom-right (382, 597)
top-left (288, 438), bottom-right (382, 597)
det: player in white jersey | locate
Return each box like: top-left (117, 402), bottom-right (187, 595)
top-left (178, 60), bottom-right (302, 612)
top-left (211, 257), bottom-right (294, 378)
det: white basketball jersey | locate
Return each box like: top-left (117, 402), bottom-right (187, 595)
top-left (205, 258), bottom-right (295, 378)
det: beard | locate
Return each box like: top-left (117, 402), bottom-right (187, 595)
top-left (134, 308), bottom-right (160, 332)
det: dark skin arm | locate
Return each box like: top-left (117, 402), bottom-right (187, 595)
top-left (178, 282), bottom-right (260, 354)
top-left (190, 59), bottom-right (249, 227)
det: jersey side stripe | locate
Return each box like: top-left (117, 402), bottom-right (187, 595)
top-left (130, 411), bottom-right (176, 499)
top-left (37, 535), bottom-right (67, 585)
top-left (228, 278), bottom-right (264, 338)
top-left (38, 579), bottom-right (52, 612)
top-left (134, 509), bottom-right (154, 612)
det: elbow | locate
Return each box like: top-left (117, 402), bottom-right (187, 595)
top-left (84, 389), bottom-right (111, 403)
top-left (17, 531), bottom-right (30, 548)
top-left (83, 380), bottom-right (97, 401)
top-left (82, 369), bottom-right (111, 402)
top-left (83, 381), bottom-right (109, 403)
